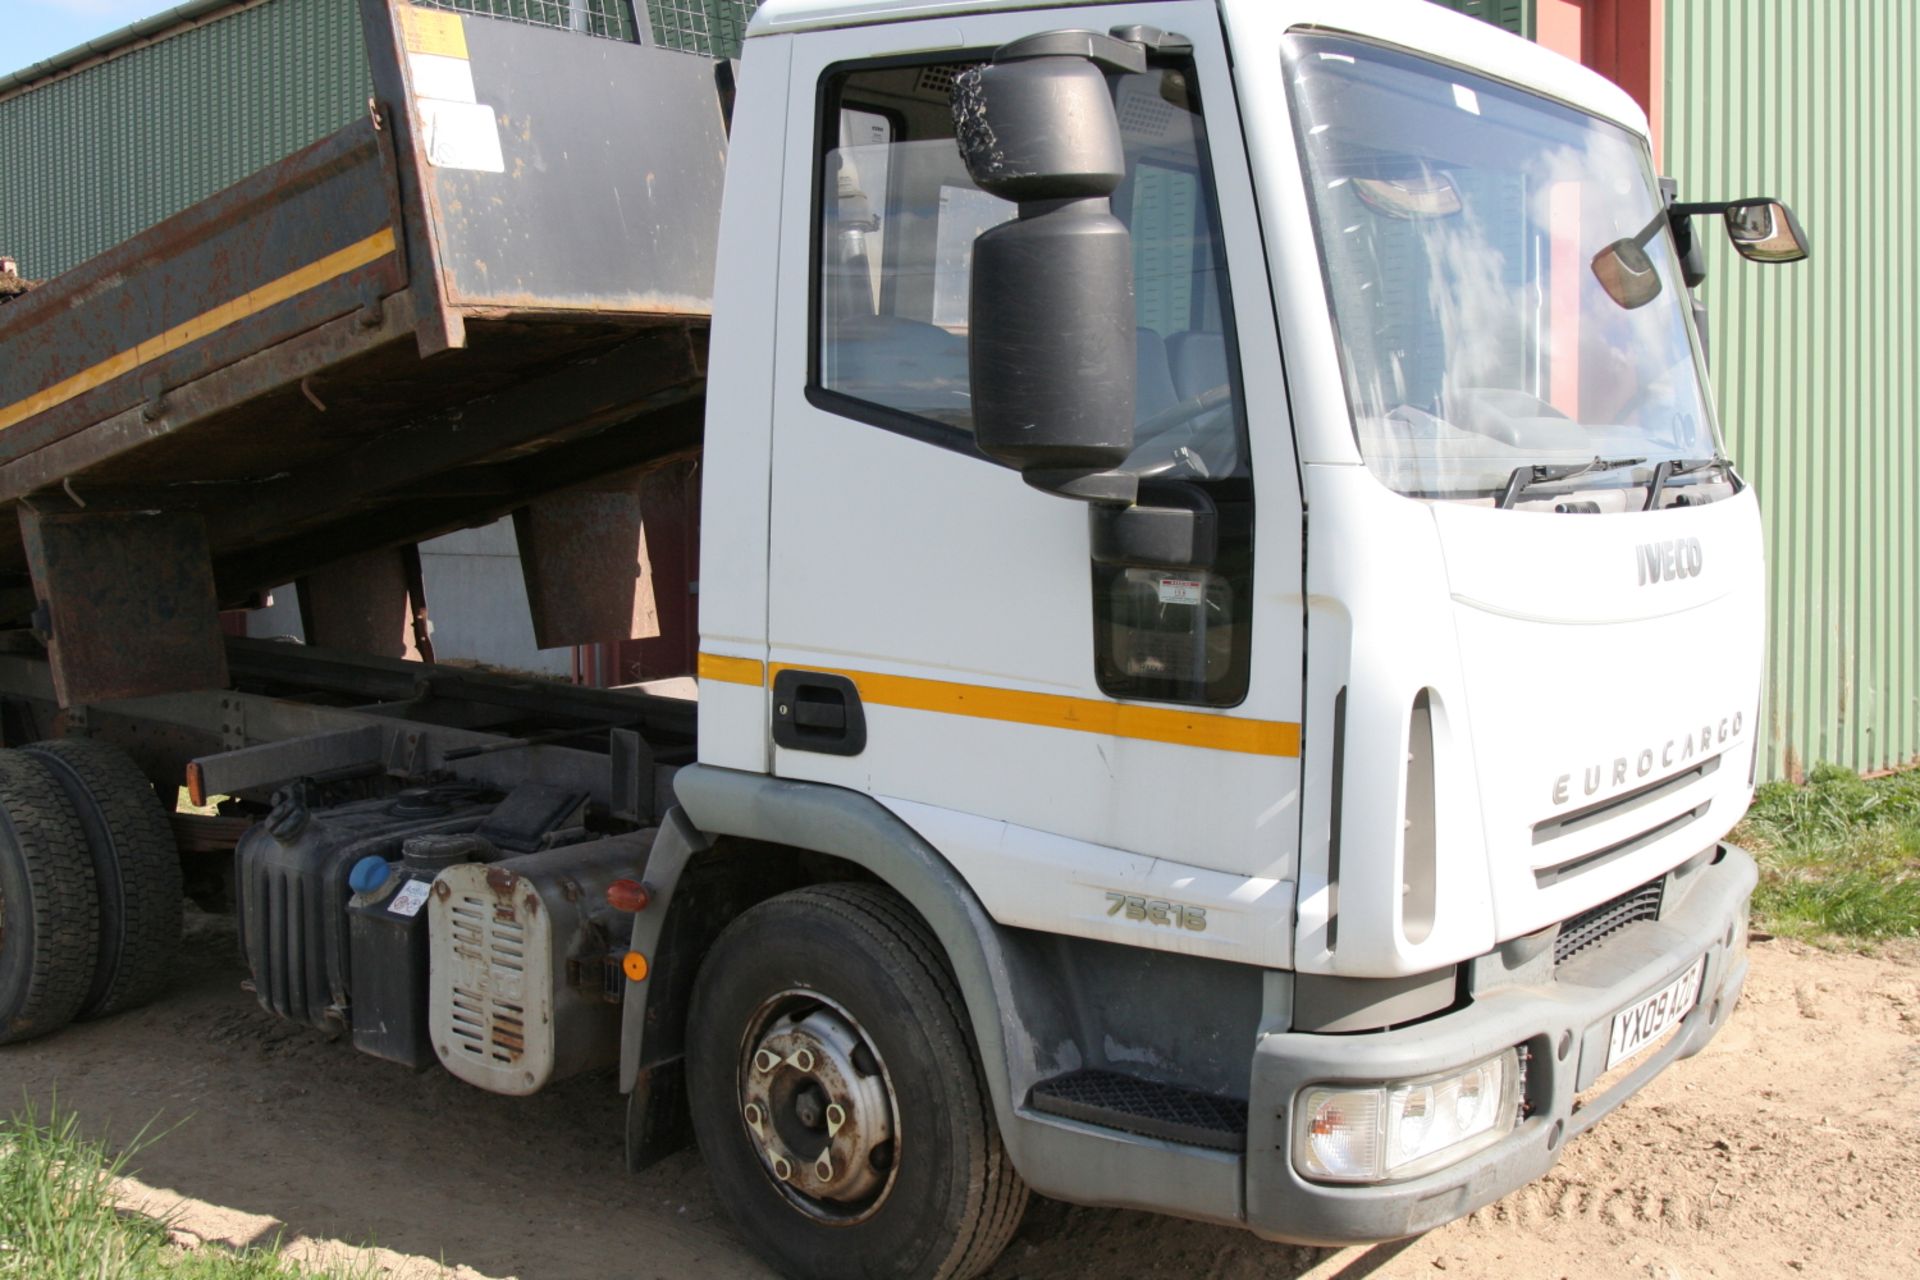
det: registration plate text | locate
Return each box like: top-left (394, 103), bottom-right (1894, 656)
top-left (1606, 955), bottom-right (1705, 1070)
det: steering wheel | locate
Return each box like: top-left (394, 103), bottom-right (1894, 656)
top-left (1136, 384), bottom-right (1233, 441)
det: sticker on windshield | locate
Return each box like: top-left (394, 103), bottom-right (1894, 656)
top-left (1452, 83), bottom-right (1481, 115)
top-left (1157, 577), bottom-right (1204, 606)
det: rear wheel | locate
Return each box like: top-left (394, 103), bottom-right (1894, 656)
top-left (23, 738), bottom-right (183, 1019)
top-left (686, 883), bottom-right (1027, 1280)
top-left (0, 750), bottom-right (99, 1044)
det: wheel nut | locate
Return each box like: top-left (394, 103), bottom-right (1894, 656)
top-left (754, 1049), bottom-right (780, 1074)
top-left (744, 1102), bottom-right (763, 1128)
top-left (791, 1047), bottom-right (815, 1072)
top-left (773, 1156), bottom-right (792, 1182)
top-left (815, 1155), bottom-right (834, 1182)
top-left (825, 1103), bottom-right (846, 1136)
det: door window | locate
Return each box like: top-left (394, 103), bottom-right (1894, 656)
top-left (812, 54), bottom-right (1253, 706)
top-left (814, 58), bottom-right (1246, 475)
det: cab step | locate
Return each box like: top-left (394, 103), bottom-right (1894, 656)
top-left (1027, 1069), bottom-right (1248, 1152)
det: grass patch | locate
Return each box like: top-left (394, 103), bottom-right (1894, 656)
top-left (1732, 763), bottom-right (1920, 942)
top-left (0, 1102), bottom-right (363, 1279)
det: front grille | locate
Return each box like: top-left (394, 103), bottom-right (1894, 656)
top-left (1531, 755), bottom-right (1720, 887)
top-left (1554, 878), bottom-right (1665, 967)
top-left (1532, 755), bottom-right (1720, 847)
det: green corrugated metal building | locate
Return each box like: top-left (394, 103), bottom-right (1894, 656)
top-left (2, 0), bottom-right (1910, 778)
top-left (1665, 0), bottom-right (1919, 779)
top-left (0, 0), bottom-right (369, 282)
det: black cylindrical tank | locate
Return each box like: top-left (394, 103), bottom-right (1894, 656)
top-left (234, 786), bottom-right (493, 1033)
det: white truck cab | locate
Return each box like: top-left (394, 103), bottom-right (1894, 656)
top-left (655, 0), bottom-right (1790, 1271)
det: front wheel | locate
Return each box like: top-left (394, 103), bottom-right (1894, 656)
top-left (686, 883), bottom-right (1026, 1279)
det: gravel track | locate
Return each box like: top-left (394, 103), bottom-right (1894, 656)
top-left (0, 910), bottom-right (1913, 1279)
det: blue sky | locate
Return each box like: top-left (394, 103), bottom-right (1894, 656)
top-left (6, 0), bottom-right (183, 76)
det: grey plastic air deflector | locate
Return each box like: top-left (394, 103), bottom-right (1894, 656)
top-left (1291, 966), bottom-right (1456, 1033)
top-left (628, 765), bottom-right (1246, 1225)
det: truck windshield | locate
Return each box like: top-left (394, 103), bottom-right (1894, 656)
top-left (1282, 33), bottom-right (1717, 501)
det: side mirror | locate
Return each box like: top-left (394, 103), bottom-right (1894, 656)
top-left (955, 32), bottom-right (1147, 505)
top-left (1591, 237), bottom-right (1663, 310)
top-left (1724, 198), bottom-right (1810, 263)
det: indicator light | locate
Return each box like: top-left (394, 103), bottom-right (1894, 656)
top-left (1296, 1049), bottom-right (1520, 1182)
top-left (605, 879), bottom-right (652, 912)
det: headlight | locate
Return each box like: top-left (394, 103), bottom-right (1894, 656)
top-left (1295, 1049), bottom-right (1520, 1183)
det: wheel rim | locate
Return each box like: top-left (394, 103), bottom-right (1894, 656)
top-left (737, 989), bottom-right (900, 1225)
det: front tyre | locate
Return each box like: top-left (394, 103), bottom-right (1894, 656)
top-left (686, 883), bottom-right (1026, 1279)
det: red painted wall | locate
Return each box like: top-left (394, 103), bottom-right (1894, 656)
top-left (1536, 0), bottom-right (1663, 165)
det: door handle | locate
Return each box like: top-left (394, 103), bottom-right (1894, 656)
top-left (771, 670), bottom-right (867, 756)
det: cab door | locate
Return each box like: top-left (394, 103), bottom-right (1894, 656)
top-left (761, 4), bottom-right (1304, 966)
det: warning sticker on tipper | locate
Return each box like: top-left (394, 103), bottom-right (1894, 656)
top-left (419, 99), bottom-right (506, 173)
top-left (1157, 577), bottom-right (1204, 606)
top-left (399, 6), bottom-right (469, 60)
top-left (389, 879), bottom-right (433, 919)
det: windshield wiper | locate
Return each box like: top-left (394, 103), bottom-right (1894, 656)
top-left (1643, 455), bottom-right (1727, 510)
top-left (1498, 456), bottom-right (1646, 510)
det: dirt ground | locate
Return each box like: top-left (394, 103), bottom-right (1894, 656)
top-left (1, 910), bottom-right (1915, 1280)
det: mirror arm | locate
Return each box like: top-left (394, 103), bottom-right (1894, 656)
top-left (1625, 205), bottom-right (1669, 250)
top-left (1660, 179), bottom-right (1709, 290)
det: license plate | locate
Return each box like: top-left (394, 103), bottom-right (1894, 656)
top-left (1606, 955), bottom-right (1706, 1070)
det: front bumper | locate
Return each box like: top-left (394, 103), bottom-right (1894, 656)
top-left (1244, 842), bottom-right (1757, 1245)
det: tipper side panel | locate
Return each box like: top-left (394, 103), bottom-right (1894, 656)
top-left (0, 121), bottom-right (407, 467)
top-left (0, 1), bottom-right (731, 644)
